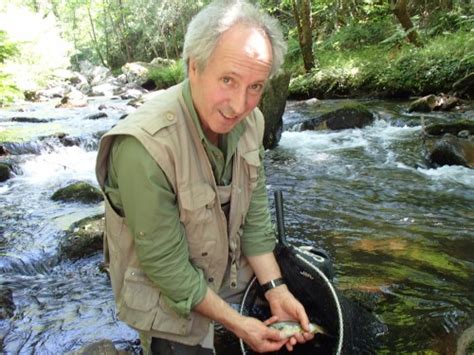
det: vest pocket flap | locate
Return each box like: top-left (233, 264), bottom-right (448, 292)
top-left (152, 297), bottom-right (193, 335)
top-left (122, 267), bottom-right (159, 311)
top-left (242, 149), bottom-right (261, 167)
top-left (179, 183), bottom-right (216, 211)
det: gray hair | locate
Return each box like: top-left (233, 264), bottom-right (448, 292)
top-left (182, 0), bottom-right (287, 79)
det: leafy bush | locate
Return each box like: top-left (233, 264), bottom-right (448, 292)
top-left (148, 60), bottom-right (185, 90)
top-left (289, 30), bottom-right (474, 99)
top-left (0, 30), bottom-right (20, 106)
top-left (424, 11), bottom-right (474, 36)
top-left (323, 17), bottom-right (396, 50)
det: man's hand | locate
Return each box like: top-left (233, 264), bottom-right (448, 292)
top-left (233, 315), bottom-right (287, 353)
top-left (265, 285), bottom-right (315, 351)
top-left (194, 287), bottom-right (288, 353)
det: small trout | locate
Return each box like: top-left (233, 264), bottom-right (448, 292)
top-left (270, 321), bottom-right (328, 338)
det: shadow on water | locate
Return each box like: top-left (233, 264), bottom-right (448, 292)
top-left (0, 98), bottom-right (473, 353)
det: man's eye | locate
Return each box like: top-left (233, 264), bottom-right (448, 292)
top-left (250, 84), bottom-right (263, 92)
top-left (222, 77), bottom-right (232, 84)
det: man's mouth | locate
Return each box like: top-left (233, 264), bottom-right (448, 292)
top-left (219, 110), bottom-right (238, 121)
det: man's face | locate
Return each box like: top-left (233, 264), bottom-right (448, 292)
top-left (188, 23), bottom-right (273, 142)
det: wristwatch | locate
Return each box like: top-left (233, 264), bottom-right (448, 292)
top-left (261, 277), bottom-right (285, 293)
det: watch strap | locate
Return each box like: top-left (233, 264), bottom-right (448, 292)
top-left (260, 277), bottom-right (285, 293)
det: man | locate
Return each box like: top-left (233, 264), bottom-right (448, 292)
top-left (96, 1), bottom-right (313, 353)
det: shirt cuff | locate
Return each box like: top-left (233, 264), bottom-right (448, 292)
top-left (161, 267), bottom-right (208, 317)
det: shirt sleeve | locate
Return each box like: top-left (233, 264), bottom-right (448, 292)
top-left (240, 145), bottom-right (276, 256)
top-left (104, 135), bottom-right (207, 316)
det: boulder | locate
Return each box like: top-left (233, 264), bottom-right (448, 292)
top-left (55, 88), bottom-right (88, 108)
top-left (72, 339), bottom-right (121, 355)
top-left (51, 181), bottom-right (103, 204)
top-left (423, 121), bottom-right (474, 168)
top-left (0, 287), bottom-right (15, 319)
top-left (258, 71), bottom-right (291, 149)
top-left (408, 94), bottom-right (461, 112)
top-left (61, 214), bottom-right (104, 260)
top-left (298, 103), bottom-right (375, 131)
top-left (91, 83), bottom-right (119, 97)
top-left (121, 62), bottom-right (152, 87)
top-left (425, 134), bottom-right (474, 168)
top-left (0, 163), bottom-right (11, 182)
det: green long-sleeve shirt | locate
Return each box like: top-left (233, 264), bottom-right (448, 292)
top-left (104, 80), bottom-right (275, 316)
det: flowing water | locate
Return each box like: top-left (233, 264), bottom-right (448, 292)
top-left (0, 97), bottom-right (473, 354)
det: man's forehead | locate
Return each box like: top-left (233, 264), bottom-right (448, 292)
top-left (216, 23), bottom-right (273, 64)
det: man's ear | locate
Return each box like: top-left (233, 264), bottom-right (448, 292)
top-left (189, 58), bottom-right (198, 78)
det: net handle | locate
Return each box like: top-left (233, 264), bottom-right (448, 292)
top-left (274, 190), bottom-right (289, 248)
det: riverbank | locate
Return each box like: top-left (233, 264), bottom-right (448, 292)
top-left (287, 31), bottom-right (474, 100)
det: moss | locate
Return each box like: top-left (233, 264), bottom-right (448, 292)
top-left (61, 214), bottom-right (104, 260)
top-left (51, 181), bottom-right (103, 204)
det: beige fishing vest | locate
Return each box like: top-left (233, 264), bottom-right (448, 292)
top-left (95, 83), bottom-right (264, 345)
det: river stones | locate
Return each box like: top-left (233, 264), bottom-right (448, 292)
top-left (51, 182), bottom-right (103, 204)
top-left (423, 120), bottom-right (474, 168)
top-left (297, 103), bottom-right (375, 131)
top-left (61, 214), bottom-right (104, 260)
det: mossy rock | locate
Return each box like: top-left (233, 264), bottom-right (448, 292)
top-left (72, 340), bottom-right (121, 355)
top-left (259, 71), bottom-right (291, 149)
top-left (424, 120), bottom-right (474, 136)
top-left (61, 214), bottom-right (104, 260)
top-left (299, 103), bottom-right (375, 131)
top-left (0, 163), bottom-right (11, 182)
top-left (51, 182), bottom-right (103, 204)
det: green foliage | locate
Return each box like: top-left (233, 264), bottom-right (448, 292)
top-left (323, 17), bottom-right (396, 50)
top-left (0, 31), bottom-right (20, 106)
top-left (0, 31), bottom-right (18, 64)
top-left (148, 60), bottom-right (185, 90)
top-left (424, 11), bottom-right (474, 37)
top-left (0, 73), bottom-right (21, 107)
top-left (289, 31), bottom-right (474, 99)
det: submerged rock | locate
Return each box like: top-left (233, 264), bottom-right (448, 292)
top-left (0, 287), bottom-right (15, 319)
top-left (0, 163), bottom-right (11, 182)
top-left (297, 103), bottom-right (374, 131)
top-left (72, 339), bottom-right (122, 355)
top-left (61, 214), bottom-right (104, 260)
top-left (51, 182), bottom-right (103, 204)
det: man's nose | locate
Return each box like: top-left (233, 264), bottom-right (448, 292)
top-left (229, 88), bottom-right (247, 116)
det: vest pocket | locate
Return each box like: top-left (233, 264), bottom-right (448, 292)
top-left (178, 183), bottom-right (216, 224)
top-left (242, 149), bottom-right (260, 190)
top-left (152, 296), bottom-right (193, 335)
top-left (120, 267), bottom-right (160, 330)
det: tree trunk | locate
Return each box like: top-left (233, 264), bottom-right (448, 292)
top-left (391, 0), bottom-right (422, 47)
top-left (87, 5), bottom-right (107, 67)
top-left (291, 0), bottom-right (315, 72)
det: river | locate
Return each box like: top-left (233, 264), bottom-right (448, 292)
top-left (0, 97), bottom-right (473, 354)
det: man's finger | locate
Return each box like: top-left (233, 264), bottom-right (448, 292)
top-left (263, 315), bottom-right (279, 326)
